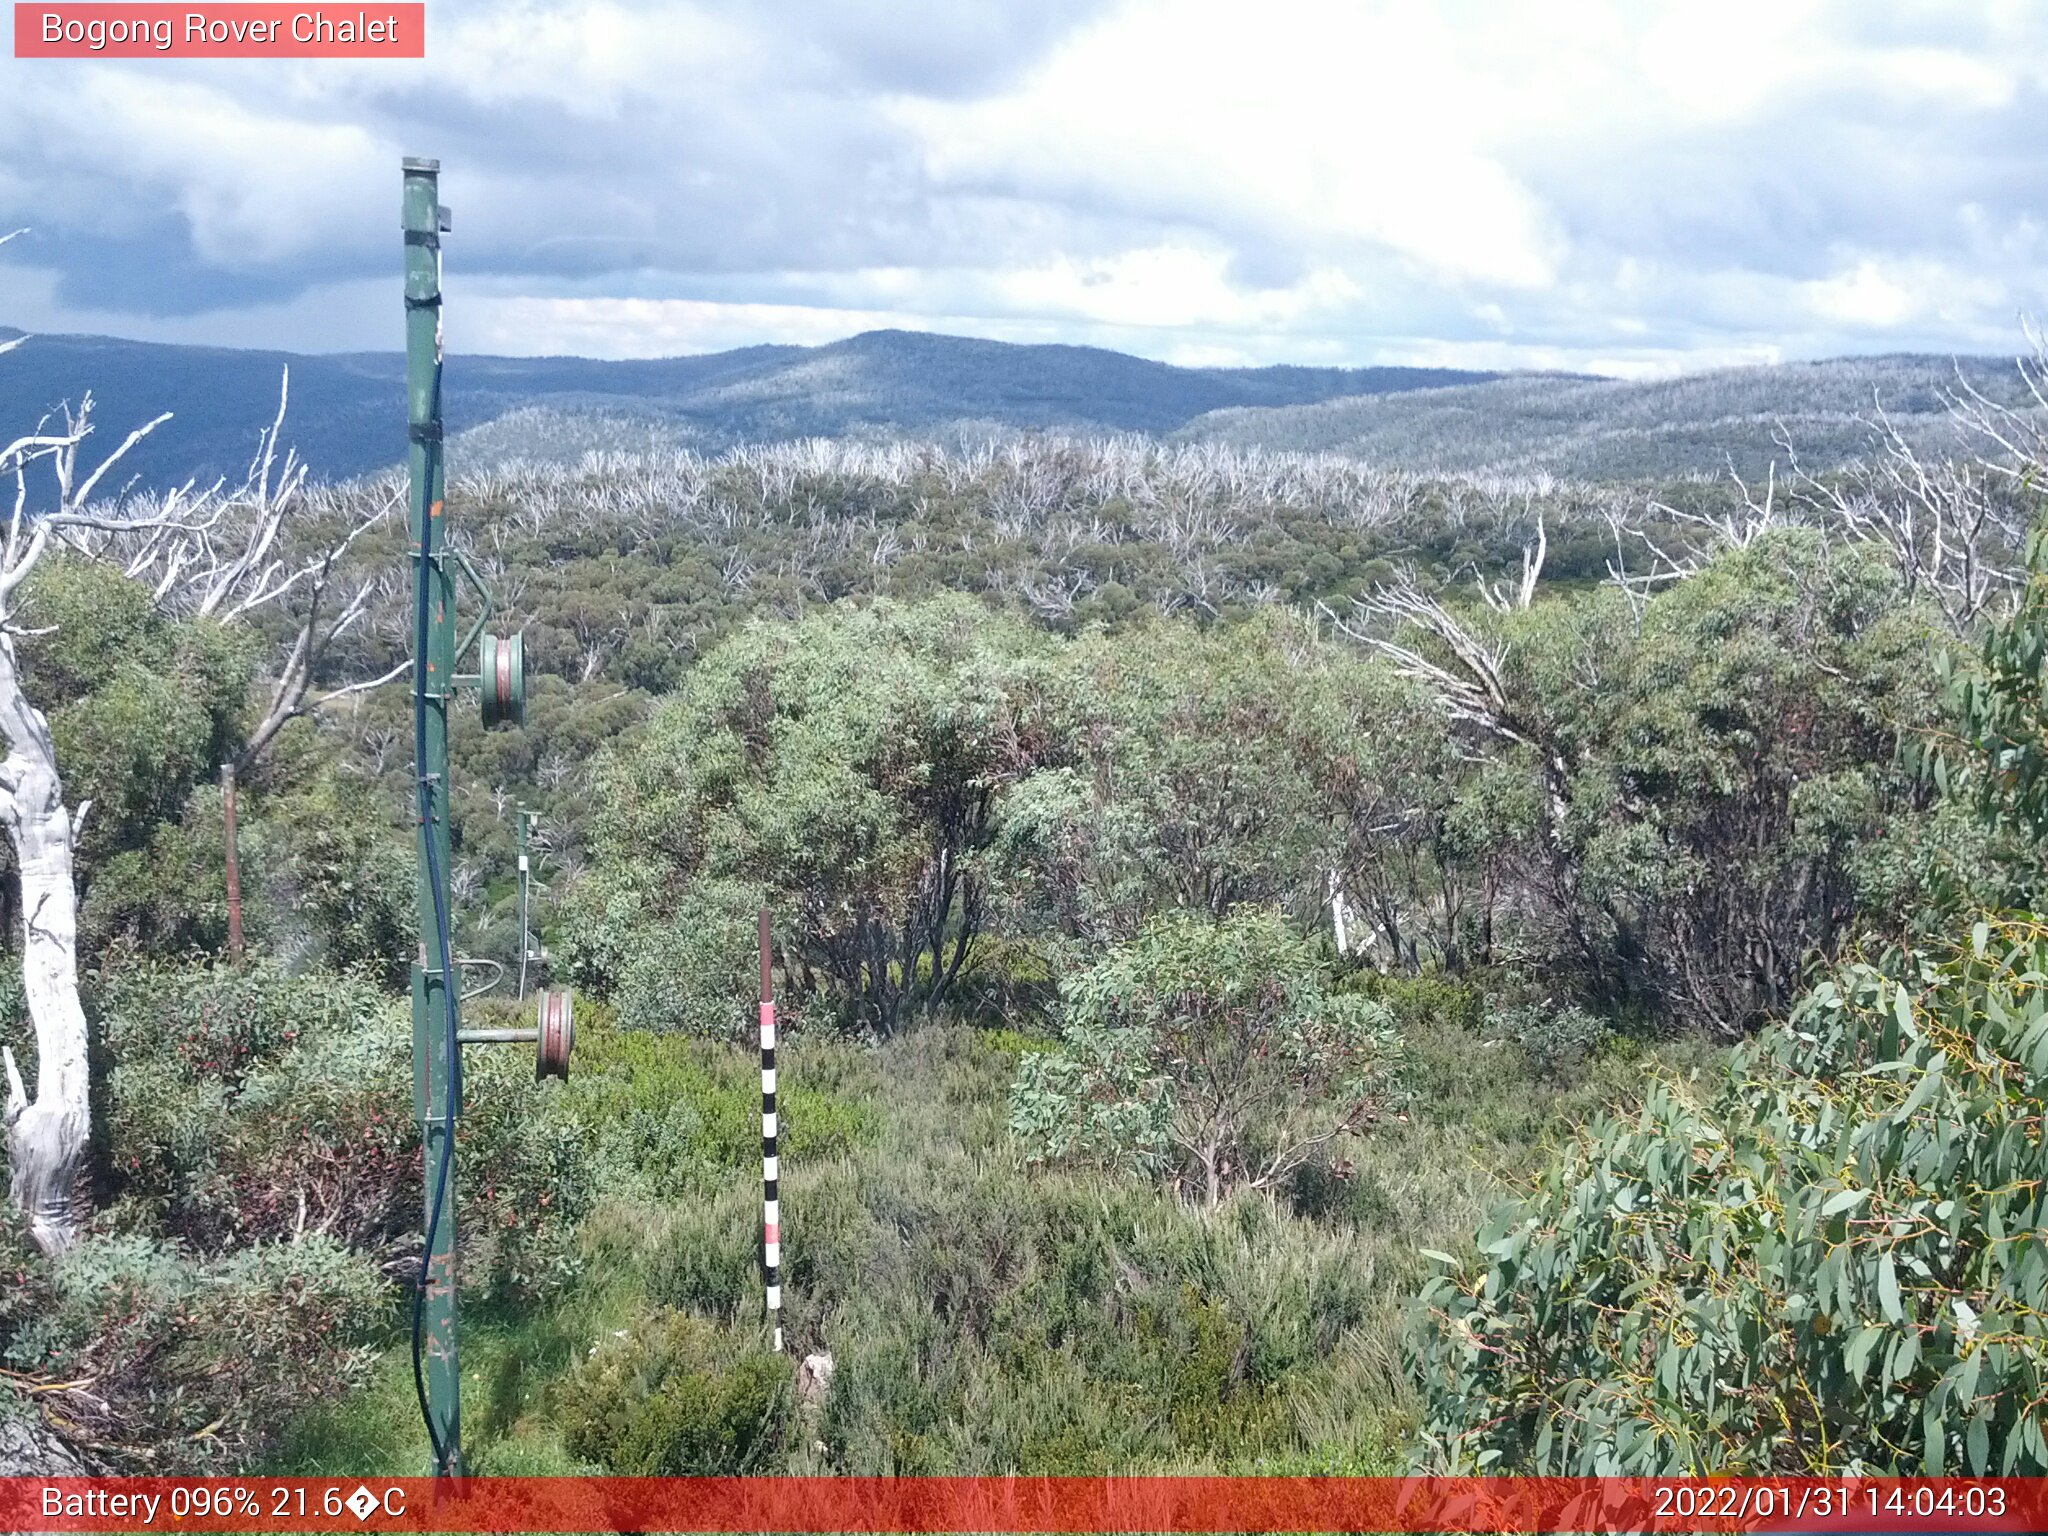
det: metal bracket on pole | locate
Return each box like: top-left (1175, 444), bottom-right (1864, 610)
top-left (450, 547), bottom-right (496, 665)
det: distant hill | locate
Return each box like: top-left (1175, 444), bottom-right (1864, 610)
top-left (1174, 354), bottom-right (2040, 480)
top-left (5, 322), bottom-right (2031, 489)
top-left (0, 326), bottom-right (1504, 488)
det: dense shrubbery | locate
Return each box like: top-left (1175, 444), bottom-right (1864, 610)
top-left (1012, 907), bottom-right (1402, 1207)
top-left (1381, 531), bottom-right (1939, 1035)
top-left (1415, 930), bottom-right (2048, 1474)
top-left (576, 597), bottom-right (1069, 1035)
top-left (557, 1310), bottom-right (791, 1474)
top-left (557, 1015), bottom-right (880, 1208)
top-left (101, 962), bottom-right (407, 1248)
top-left (6, 392), bottom-right (2039, 1479)
top-left (727, 1027), bottom-right (1410, 1473)
top-left (0, 1213), bottom-right (384, 1466)
top-left (499, 1016), bottom-right (1507, 1477)
top-left (1413, 533), bottom-right (2048, 1474)
top-left (1481, 1000), bottom-right (1613, 1078)
top-left (576, 537), bottom-right (1939, 1051)
top-left (991, 614), bottom-right (1438, 953)
top-left (0, 962), bottom-right (601, 1464)
top-left (0, 558), bottom-right (255, 959)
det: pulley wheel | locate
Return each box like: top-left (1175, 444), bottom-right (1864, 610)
top-left (479, 631), bottom-right (526, 729)
top-left (536, 988), bottom-right (574, 1080)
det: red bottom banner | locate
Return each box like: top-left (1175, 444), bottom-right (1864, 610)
top-left (2, 1476), bottom-right (2043, 1534)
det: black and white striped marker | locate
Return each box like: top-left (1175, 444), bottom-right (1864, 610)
top-left (759, 907), bottom-right (782, 1352)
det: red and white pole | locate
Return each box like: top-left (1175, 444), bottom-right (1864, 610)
top-left (759, 906), bottom-right (782, 1352)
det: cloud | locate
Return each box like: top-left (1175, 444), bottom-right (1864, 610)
top-left (2, 0), bottom-right (2047, 371)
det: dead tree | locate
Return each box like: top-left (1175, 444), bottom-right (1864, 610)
top-left (1321, 554), bottom-right (1607, 985)
top-left (1604, 359), bottom-right (2045, 633)
top-left (74, 374), bottom-right (405, 962)
top-left (1474, 512), bottom-right (1546, 613)
top-left (1788, 390), bottom-right (2030, 631)
top-left (0, 384), bottom-right (189, 1253)
top-left (0, 350), bottom-right (397, 1246)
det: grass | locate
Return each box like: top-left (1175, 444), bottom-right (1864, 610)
top-left (269, 980), bottom-right (1724, 1475)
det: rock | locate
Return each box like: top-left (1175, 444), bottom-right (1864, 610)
top-left (0, 1412), bottom-right (89, 1476)
top-left (797, 1351), bottom-right (834, 1406)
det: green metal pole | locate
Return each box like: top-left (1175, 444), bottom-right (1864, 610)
top-left (403, 155), bottom-right (462, 1478)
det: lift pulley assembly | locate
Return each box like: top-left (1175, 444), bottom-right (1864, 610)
top-left (537, 987), bottom-right (574, 1078)
top-left (454, 988), bottom-right (574, 1079)
top-left (478, 630), bottom-right (524, 728)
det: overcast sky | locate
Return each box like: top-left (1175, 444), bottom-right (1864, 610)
top-left (3, 0), bottom-right (2047, 376)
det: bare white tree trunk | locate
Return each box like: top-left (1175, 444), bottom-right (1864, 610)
top-left (0, 357), bottom-right (399, 1248)
top-left (1327, 867), bottom-right (1351, 957)
top-left (0, 631), bottom-right (89, 1255)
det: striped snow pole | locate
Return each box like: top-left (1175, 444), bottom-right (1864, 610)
top-left (759, 907), bottom-right (782, 1352)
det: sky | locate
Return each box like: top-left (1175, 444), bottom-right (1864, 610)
top-left (3, 0), bottom-right (2048, 376)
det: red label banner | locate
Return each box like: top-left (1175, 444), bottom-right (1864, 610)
top-left (13, 4), bottom-right (424, 57)
top-left (0, 1476), bottom-right (2043, 1533)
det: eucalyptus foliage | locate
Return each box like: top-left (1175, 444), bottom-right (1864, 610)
top-left (1920, 520), bottom-right (2048, 910)
top-left (1012, 907), bottom-right (1402, 1209)
top-left (1414, 523), bottom-right (2048, 1475)
top-left (1414, 927), bottom-right (2048, 1474)
top-left (579, 596), bottom-right (1068, 1035)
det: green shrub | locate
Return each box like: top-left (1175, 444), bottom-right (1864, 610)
top-left (582, 597), bottom-right (1068, 1035)
top-left (1012, 907), bottom-right (1403, 1208)
top-left (255, 774), bottom-right (415, 987)
top-left (563, 1024), bottom-right (877, 1202)
top-left (784, 1115), bottom-right (1389, 1473)
top-left (102, 961), bottom-right (412, 1249)
top-left (101, 962), bottom-right (590, 1302)
top-left (1345, 970), bottom-right (1487, 1033)
top-left (556, 1310), bottom-right (791, 1473)
top-left (460, 1031), bottom-right (599, 1307)
top-left (81, 805), bottom-right (232, 958)
top-left (608, 878), bottom-right (764, 1040)
top-left (1483, 999), bottom-right (1614, 1077)
top-left (2, 1230), bottom-right (383, 1469)
top-left (641, 1185), bottom-right (759, 1323)
top-left (1413, 922), bottom-right (2048, 1475)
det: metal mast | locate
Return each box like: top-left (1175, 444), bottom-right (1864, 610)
top-left (403, 154), bottom-right (462, 1478)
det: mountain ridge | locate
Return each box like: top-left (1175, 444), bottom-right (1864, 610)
top-left (2, 321), bottom-right (2034, 487)
top-left (0, 325), bottom-right (1514, 486)
top-left (1173, 351), bottom-right (2042, 480)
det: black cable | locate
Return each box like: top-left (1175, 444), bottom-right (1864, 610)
top-left (408, 340), bottom-right (462, 1479)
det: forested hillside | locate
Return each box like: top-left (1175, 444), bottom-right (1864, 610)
top-left (1, 342), bottom-right (2045, 1479)
top-left (0, 328), bottom-right (1501, 487)
top-left (1179, 353), bottom-right (2044, 480)
top-left (11, 321), bottom-right (2047, 493)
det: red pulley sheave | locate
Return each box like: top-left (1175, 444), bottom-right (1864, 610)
top-left (479, 631), bottom-right (525, 729)
top-left (536, 987), bottom-right (573, 1079)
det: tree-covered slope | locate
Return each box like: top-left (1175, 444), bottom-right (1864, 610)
top-left (1177, 354), bottom-right (2043, 479)
top-left (0, 326), bottom-right (1502, 486)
